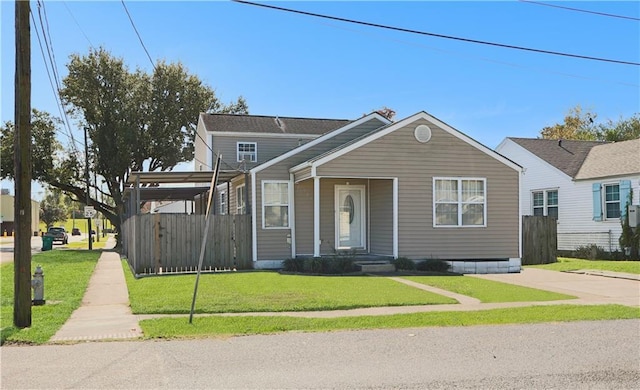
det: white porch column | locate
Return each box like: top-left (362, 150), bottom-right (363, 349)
top-left (393, 178), bottom-right (398, 258)
top-left (289, 174), bottom-right (296, 259)
top-left (314, 176), bottom-right (321, 257)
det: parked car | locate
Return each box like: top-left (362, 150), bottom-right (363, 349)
top-left (71, 228), bottom-right (81, 236)
top-left (47, 227), bottom-right (68, 244)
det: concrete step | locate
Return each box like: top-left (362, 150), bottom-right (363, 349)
top-left (359, 263), bottom-right (396, 273)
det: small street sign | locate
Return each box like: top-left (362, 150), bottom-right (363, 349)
top-left (84, 206), bottom-right (97, 218)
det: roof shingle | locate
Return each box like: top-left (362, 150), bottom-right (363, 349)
top-left (508, 137), bottom-right (606, 178)
top-left (200, 113), bottom-right (352, 135)
top-left (574, 138), bottom-right (640, 180)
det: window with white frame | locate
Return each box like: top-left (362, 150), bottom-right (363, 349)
top-left (262, 181), bottom-right (290, 228)
top-left (434, 178), bottom-right (486, 227)
top-left (604, 183), bottom-right (620, 219)
top-left (532, 189), bottom-right (558, 219)
top-left (236, 185), bottom-right (246, 214)
top-left (219, 192), bottom-right (227, 215)
top-left (237, 142), bottom-right (257, 162)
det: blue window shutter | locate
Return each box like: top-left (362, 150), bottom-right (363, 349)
top-left (592, 183), bottom-right (602, 221)
top-left (619, 180), bottom-right (631, 217)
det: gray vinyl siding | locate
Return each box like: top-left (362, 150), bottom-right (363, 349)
top-left (316, 119), bottom-right (519, 260)
top-left (212, 135), bottom-right (310, 170)
top-left (369, 179), bottom-right (393, 255)
top-left (294, 167), bottom-right (312, 182)
top-left (266, 118), bottom-right (387, 175)
top-left (294, 180), bottom-right (314, 255)
top-left (255, 170), bottom-right (292, 260)
top-left (229, 176), bottom-right (246, 215)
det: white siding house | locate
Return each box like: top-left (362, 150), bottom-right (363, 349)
top-left (496, 138), bottom-right (640, 252)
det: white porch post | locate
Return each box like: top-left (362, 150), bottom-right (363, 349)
top-left (393, 178), bottom-right (398, 258)
top-left (314, 176), bottom-right (321, 257)
top-left (289, 174), bottom-right (296, 259)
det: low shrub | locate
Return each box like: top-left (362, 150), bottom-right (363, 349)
top-left (282, 255), bottom-right (358, 275)
top-left (392, 257), bottom-right (416, 271)
top-left (282, 258), bottom-right (305, 272)
top-left (416, 258), bottom-right (451, 273)
top-left (573, 244), bottom-right (607, 260)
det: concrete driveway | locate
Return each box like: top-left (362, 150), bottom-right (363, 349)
top-left (471, 267), bottom-right (640, 307)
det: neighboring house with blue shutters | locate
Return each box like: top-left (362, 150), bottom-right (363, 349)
top-left (496, 137), bottom-right (640, 252)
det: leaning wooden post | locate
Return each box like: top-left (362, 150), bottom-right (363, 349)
top-left (189, 154), bottom-right (221, 324)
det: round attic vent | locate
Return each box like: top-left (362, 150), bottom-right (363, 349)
top-left (414, 124), bottom-right (432, 143)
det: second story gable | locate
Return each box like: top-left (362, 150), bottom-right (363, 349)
top-left (194, 113), bottom-right (352, 172)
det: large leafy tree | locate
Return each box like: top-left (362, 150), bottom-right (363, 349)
top-left (39, 189), bottom-right (70, 229)
top-left (1, 47), bottom-right (248, 243)
top-left (540, 105), bottom-right (639, 141)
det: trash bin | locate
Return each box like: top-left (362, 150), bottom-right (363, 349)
top-left (42, 235), bottom-right (53, 251)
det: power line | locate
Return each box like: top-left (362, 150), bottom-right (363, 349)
top-left (232, 0), bottom-right (639, 66)
top-left (121, 0), bottom-right (156, 72)
top-left (119, 1), bottom-right (241, 173)
top-left (519, 0), bottom-right (640, 21)
top-left (62, 1), bottom-right (95, 49)
top-left (31, 3), bottom-right (85, 156)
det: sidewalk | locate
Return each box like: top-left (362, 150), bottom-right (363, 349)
top-left (50, 238), bottom-right (142, 342)
top-left (50, 255), bottom-right (640, 342)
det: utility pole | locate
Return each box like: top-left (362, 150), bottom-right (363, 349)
top-left (84, 126), bottom-right (92, 250)
top-left (14, 0), bottom-right (32, 328)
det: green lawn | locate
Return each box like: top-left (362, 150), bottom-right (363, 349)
top-left (1, 251), bottom-right (100, 344)
top-left (140, 305), bottom-right (640, 339)
top-left (125, 270), bottom-right (458, 314)
top-left (402, 276), bottom-right (575, 302)
top-left (529, 258), bottom-right (640, 274)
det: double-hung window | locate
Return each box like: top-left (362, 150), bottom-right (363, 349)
top-left (219, 192), bottom-right (227, 215)
top-left (237, 142), bottom-right (257, 162)
top-left (236, 185), bottom-right (246, 214)
top-left (604, 184), bottom-right (620, 219)
top-left (532, 189), bottom-right (558, 219)
top-left (262, 181), bottom-right (290, 228)
top-left (434, 178), bottom-right (486, 227)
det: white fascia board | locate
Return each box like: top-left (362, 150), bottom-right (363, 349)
top-left (311, 111), bottom-right (523, 173)
top-left (252, 112), bottom-right (391, 176)
top-left (508, 139), bottom-right (573, 180)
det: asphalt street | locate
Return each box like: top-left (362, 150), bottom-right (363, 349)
top-left (2, 319), bottom-right (639, 389)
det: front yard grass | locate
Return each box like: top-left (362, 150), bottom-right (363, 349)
top-left (1, 250), bottom-right (100, 344)
top-left (529, 258), bottom-right (640, 274)
top-left (140, 305), bottom-right (640, 339)
top-left (401, 276), bottom-right (575, 302)
top-left (125, 271), bottom-right (458, 314)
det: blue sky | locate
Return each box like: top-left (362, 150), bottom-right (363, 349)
top-left (1, 1), bottom-right (639, 200)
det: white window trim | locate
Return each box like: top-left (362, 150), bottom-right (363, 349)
top-left (262, 180), bottom-right (291, 230)
top-left (219, 191), bottom-right (227, 215)
top-left (531, 188), bottom-right (558, 218)
top-left (236, 184), bottom-right (246, 215)
top-left (432, 177), bottom-right (487, 228)
top-left (603, 182), bottom-right (620, 221)
top-left (237, 142), bottom-right (257, 162)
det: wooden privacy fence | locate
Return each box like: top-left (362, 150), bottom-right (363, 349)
top-left (122, 214), bottom-right (252, 276)
top-left (522, 216), bottom-right (557, 265)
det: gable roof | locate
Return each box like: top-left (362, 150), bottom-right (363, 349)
top-left (574, 138), bottom-right (640, 180)
top-left (507, 137), bottom-right (606, 178)
top-left (250, 112), bottom-right (391, 174)
top-left (292, 111), bottom-right (522, 173)
top-left (199, 113), bottom-right (351, 135)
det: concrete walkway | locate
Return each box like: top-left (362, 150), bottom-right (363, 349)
top-left (50, 254), bottom-right (640, 342)
top-left (50, 242), bottom-right (143, 342)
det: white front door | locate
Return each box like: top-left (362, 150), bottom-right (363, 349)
top-left (335, 185), bottom-right (365, 249)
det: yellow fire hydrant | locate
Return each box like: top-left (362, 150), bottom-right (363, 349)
top-left (31, 265), bottom-right (45, 306)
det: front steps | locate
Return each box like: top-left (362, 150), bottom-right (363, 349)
top-left (356, 261), bottom-right (395, 273)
